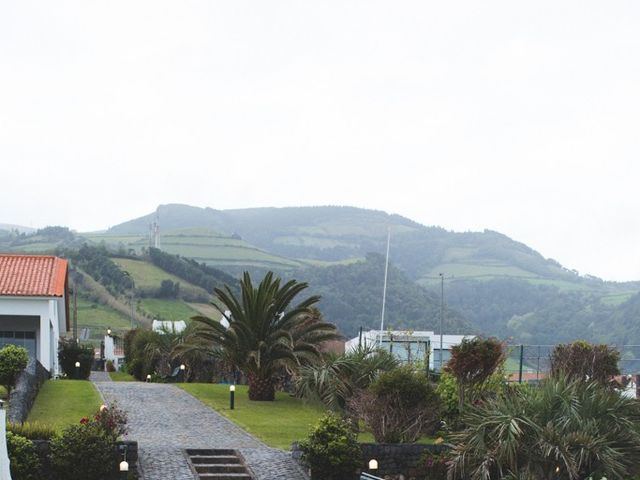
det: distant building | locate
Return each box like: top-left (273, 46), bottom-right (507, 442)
top-left (345, 329), bottom-right (474, 371)
top-left (0, 254), bottom-right (69, 375)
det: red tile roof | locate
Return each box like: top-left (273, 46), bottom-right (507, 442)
top-left (0, 255), bottom-right (68, 297)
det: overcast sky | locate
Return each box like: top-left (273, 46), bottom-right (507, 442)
top-left (1, 1), bottom-right (639, 281)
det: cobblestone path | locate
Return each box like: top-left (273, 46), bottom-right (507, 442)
top-left (94, 382), bottom-right (308, 480)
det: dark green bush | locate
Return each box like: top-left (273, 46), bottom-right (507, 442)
top-left (50, 423), bottom-right (119, 480)
top-left (57, 339), bottom-right (93, 379)
top-left (351, 366), bottom-right (441, 443)
top-left (0, 344), bottom-right (29, 396)
top-left (7, 431), bottom-right (41, 480)
top-left (124, 329), bottom-right (158, 381)
top-left (299, 412), bottom-right (362, 480)
top-left (420, 450), bottom-right (448, 480)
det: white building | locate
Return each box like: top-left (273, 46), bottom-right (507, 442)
top-left (152, 320), bottom-right (187, 334)
top-left (346, 329), bottom-right (474, 371)
top-left (0, 255), bottom-right (69, 375)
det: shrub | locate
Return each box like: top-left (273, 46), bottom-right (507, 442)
top-left (7, 421), bottom-right (57, 440)
top-left (448, 377), bottom-right (640, 479)
top-left (58, 339), bottom-right (93, 379)
top-left (299, 412), bottom-right (362, 480)
top-left (7, 431), bottom-right (41, 480)
top-left (91, 402), bottom-right (128, 438)
top-left (50, 423), bottom-right (119, 480)
top-left (350, 366), bottom-right (441, 443)
top-left (550, 340), bottom-right (620, 386)
top-left (420, 450), bottom-right (448, 480)
top-left (106, 360), bottom-right (116, 372)
top-left (0, 344), bottom-right (29, 396)
top-left (446, 337), bottom-right (504, 410)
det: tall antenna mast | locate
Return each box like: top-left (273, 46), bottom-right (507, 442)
top-left (379, 227), bottom-right (391, 346)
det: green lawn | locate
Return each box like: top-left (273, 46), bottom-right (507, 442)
top-left (140, 298), bottom-right (200, 321)
top-left (179, 384), bottom-right (326, 449)
top-left (27, 380), bottom-right (102, 431)
top-left (109, 372), bottom-right (136, 382)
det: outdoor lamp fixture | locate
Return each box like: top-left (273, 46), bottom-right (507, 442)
top-left (119, 460), bottom-right (129, 472)
top-left (119, 443), bottom-right (129, 479)
top-left (107, 327), bottom-right (112, 336)
top-left (180, 364), bottom-right (186, 383)
top-left (100, 404), bottom-right (107, 412)
top-left (369, 459), bottom-right (379, 470)
top-left (0, 399), bottom-right (4, 410)
top-left (146, 374), bottom-right (152, 382)
top-left (229, 384), bottom-right (235, 410)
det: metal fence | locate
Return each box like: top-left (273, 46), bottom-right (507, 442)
top-left (503, 344), bottom-right (640, 382)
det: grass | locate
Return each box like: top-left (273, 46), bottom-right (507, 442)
top-left (0, 385), bottom-right (6, 399)
top-left (27, 380), bottom-right (102, 431)
top-left (76, 298), bottom-right (134, 336)
top-left (179, 383), bottom-right (436, 449)
top-left (109, 371), bottom-right (136, 382)
top-left (179, 383), bottom-right (326, 449)
top-left (113, 257), bottom-right (210, 298)
top-left (140, 298), bottom-right (200, 321)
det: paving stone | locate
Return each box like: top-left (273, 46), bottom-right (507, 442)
top-left (93, 381), bottom-right (308, 480)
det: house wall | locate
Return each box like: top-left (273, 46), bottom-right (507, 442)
top-left (0, 297), bottom-right (60, 373)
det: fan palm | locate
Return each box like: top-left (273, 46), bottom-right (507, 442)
top-left (448, 377), bottom-right (640, 480)
top-left (191, 272), bottom-right (340, 400)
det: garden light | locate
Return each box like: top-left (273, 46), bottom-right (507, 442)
top-left (119, 460), bottom-right (129, 472)
top-left (146, 374), bottom-right (151, 382)
top-left (75, 361), bottom-right (80, 367)
top-left (230, 384), bottom-right (235, 410)
top-left (369, 459), bottom-right (378, 470)
top-left (180, 364), bottom-right (186, 383)
top-left (100, 404), bottom-right (107, 412)
top-left (107, 327), bottom-right (112, 336)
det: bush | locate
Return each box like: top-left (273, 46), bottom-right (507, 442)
top-left (420, 450), bottom-right (448, 480)
top-left (91, 402), bottom-right (128, 438)
top-left (350, 366), bottom-right (441, 443)
top-left (550, 340), bottom-right (620, 386)
top-left (0, 344), bottom-right (29, 396)
top-left (124, 329), bottom-right (158, 381)
top-left (50, 423), bottom-right (119, 480)
top-left (7, 421), bottom-right (57, 440)
top-left (105, 360), bottom-right (116, 372)
top-left (299, 413), bottom-right (362, 480)
top-left (7, 431), bottom-right (41, 480)
top-left (58, 339), bottom-right (93, 379)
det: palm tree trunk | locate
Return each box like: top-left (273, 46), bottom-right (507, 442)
top-left (248, 374), bottom-right (275, 401)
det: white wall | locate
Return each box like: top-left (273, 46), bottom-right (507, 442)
top-left (0, 296), bottom-right (59, 373)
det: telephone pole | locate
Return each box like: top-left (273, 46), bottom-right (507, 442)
top-left (439, 273), bottom-right (444, 371)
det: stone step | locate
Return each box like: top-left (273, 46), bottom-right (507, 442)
top-left (195, 464), bottom-right (247, 474)
top-left (187, 449), bottom-right (236, 456)
top-left (197, 474), bottom-right (252, 480)
top-left (191, 456), bottom-right (241, 464)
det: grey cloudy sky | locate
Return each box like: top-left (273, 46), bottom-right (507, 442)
top-left (1, 1), bottom-right (639, 281)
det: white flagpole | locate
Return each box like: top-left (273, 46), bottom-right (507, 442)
top-left (379, 227), bottom-right (391, 347)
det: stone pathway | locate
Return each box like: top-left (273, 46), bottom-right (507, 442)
top-left (93, 381), bottom-right (308, 480)
top-left (89, 370), bottom-right (112, 382)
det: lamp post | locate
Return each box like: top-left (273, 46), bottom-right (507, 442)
top-left (180, 364), bottom-right (186, 383)
top-left (229, 384), bottom-right (235, 410)
top-left (107, 327), bottom-right (112, 336)
top-left (119, 444), bottom-right (129, 480)
top-left (75, 361), bottom-right (81, 380)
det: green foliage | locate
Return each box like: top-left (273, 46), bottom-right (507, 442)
top-left (448, 377), bottom-right (640, 480)
top-left (190, 272), bottom-right (340, 400)
top-left (420, 450), bottom-right (449, 480)
top-left (351, 366), bottom-right (441, 443)
top-left (550, 340), bottom-right (620, 386)
top-left (6, 431), bottom-right (41, 480)
top-left (148, 246), bottom-right (238, 294)
top-left (447, 337), bottom-right (504, 409)
top-left (7, 421), bottom-right (57, 440)
top-left (57, 339), bottom-right (93, 379)
top-left (299, 412), bottom-right (362, 480)
top-left (66, 244), bottom-right (134, 294)
top-left (50, 423), bottom-right (119, 480)
top-left (158, 279), bottom-right (180, 298)
top-left (298, 253), bottom-right (470, 337)
top-left (0, 344), bottom-right (29, 396)
top-left (295, 344), bottom-right (399, 411)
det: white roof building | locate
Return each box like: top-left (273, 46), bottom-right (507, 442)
top-left (346, 329), bottom-right (474, 371)
top-left (152, 320), bottom-right (187, 334)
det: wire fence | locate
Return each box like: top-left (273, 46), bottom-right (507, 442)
top-left (503, 344), bottom-right (640, 382)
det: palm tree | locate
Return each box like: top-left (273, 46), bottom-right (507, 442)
top-left (448, 377), bottom-right (640, 480)
top-left (295, 343), bottom-right (398, 411)
top-left (191, 272), bottom-right (340, 401)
